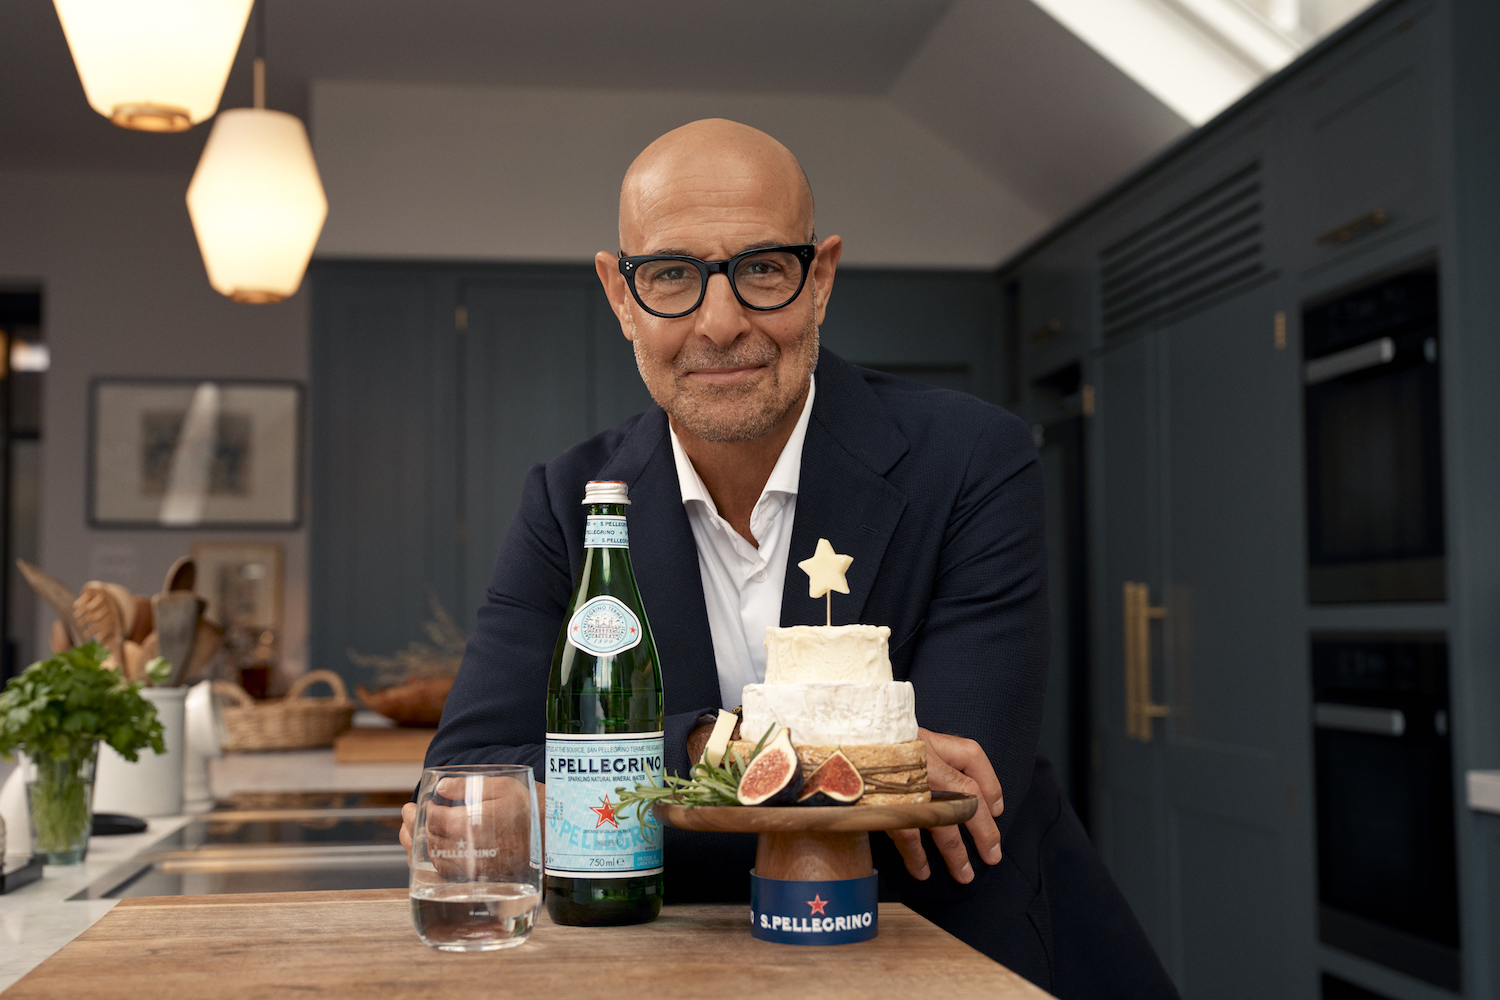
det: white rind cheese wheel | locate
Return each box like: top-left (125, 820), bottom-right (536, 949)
top-left (763, 624), bottom-right (892, 684)
top-left (741, 680), bottom-right (918, 745)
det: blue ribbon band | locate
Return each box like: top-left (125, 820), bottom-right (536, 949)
top-left (749, 869), bottom-right (879, 945)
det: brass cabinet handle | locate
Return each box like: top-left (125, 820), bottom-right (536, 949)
top-left (1315, 209), bottom-right (1387, 245)
top-left (1123, 581), bottom-right (1168, 742)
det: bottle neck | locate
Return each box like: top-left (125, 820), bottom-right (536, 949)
top-left (584, 503), bottom-right (630, 551)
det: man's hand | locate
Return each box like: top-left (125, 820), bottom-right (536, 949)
top-left (885, 728), bottom-right (1004, 883)
top-left (401, 780), bottom-right (547, 875)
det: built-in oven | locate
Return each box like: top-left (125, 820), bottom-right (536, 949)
top-left (1312, 633), bottom-right (1459, 992)
top-left (1303, 266), bottom-right (1443, 603)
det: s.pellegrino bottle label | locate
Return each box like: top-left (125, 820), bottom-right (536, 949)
top-left (543, 732), bottom-right (665, 878)
top-left (545, 480), bottom-right (665, 926)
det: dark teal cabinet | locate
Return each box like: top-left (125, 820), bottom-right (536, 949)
top-left (1001, 1), bottom-right (1500, 996)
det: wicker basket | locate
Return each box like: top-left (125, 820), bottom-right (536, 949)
top-left (213, 669), bottom-right (357, 753)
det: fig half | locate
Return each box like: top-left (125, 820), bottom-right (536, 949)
top-left (796, 749), bottom-right (863, 806)
top-left (736, 728), bottom-right (803, 806)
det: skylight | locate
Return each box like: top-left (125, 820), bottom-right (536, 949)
top-left (1030, 0), bottom-right (1382, 125)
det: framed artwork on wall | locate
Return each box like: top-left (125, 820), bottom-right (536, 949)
top-left (190, 541), bottom-right (284, 633)
top-left (89, 378), bottom-right (302, 528)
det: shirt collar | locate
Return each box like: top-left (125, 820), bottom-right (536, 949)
top-left (670, 373), bottom-right (816, 513)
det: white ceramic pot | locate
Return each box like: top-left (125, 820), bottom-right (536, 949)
top-left (93, 686), bottom-right (187, 817)
top-left (182, 680), bottom-right (226, 812)
top-left (0, 755), bottom-right (31, 857)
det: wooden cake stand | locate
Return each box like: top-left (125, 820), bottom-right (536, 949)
top-left (654, 791), bottom-right (978, 881)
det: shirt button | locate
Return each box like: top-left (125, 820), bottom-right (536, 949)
top-left (753, 570), bottom-right (768, 583)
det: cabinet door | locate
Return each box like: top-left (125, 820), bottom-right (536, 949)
top-left (309, 271), bottom-right (460, 677)
top-left (1290, 5), bottom-right (1439, 272)
top-left (461, 279), bottom-right (594, 629)
top-left (1090, 329), bottom-right (1170, 948)
top-left (1157, 284), bottom-right (1310, 999)
top-left (1092, 284), bottom-right (1312, 999)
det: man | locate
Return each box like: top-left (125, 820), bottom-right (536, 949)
top-left (406, 119), bottom-right (1177, 999)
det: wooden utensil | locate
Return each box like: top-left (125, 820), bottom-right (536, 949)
top-left (162, 556), bottom-right (196, 594)
top-left (74, 585), bottom-right (126, 670)
top-left (16, 559), bottom-right (82, 647)
top-left (152, 592), bottom-right (204, 686)
top-left (183, 618), bottom-right (225, 685)
top-left (128, 596), bottom-right (154, 644)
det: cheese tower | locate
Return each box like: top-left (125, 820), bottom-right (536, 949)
top-left (731, 541), bottom-right (930, 805)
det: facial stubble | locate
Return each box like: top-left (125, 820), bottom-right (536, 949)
top-left (630, 309), bottom-right (819, 443)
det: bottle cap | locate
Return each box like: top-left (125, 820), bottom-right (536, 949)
top-left (583, 480), bottom-right (631, 506)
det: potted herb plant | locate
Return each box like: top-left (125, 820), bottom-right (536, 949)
top-left (0, 643), bottom-right (165, 864)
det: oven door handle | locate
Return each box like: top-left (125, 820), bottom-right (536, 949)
top-left (1314, 703), bottom-right (1406, 736)
top-left (1304, 336), bottom-right (1395, 384)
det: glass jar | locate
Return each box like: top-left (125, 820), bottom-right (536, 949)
top-left (26, 744), bottom-right (98, 864)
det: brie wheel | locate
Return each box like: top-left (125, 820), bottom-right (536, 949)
top-left (741, 681), bottom-right (918, 745)
top-left (763, 624), bottom-right (892, 684)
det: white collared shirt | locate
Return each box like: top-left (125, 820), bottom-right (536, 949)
top-left (669, 375), bottom-right (815, 708)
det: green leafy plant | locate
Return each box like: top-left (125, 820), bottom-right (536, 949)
top-left (0, 643), bottom-right (166, 858)
top-left (613, 725), bottom-right (777, 826)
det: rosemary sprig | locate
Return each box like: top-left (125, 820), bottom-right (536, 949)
top-left (615, 724), bottom-right (778, 826)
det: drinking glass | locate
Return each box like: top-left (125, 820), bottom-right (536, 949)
top-left (409, 764), bottom-right (542, 951)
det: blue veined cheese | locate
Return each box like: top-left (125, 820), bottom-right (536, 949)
top-left (762, 624), bottom-right (892, 684)
top-left (740, 681), bottom-right (918, 746)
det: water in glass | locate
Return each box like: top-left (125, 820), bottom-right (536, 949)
top-left (409, 764), bottom-right (542, 951)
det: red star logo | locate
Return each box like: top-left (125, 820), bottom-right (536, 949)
top-left (806, 894), bottom-right (829, 916)
top-left (589, 796), bottom-right (620, 829)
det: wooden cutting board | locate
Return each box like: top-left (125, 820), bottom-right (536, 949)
top-left (4, 890), bottom-right (1056, 999)
top-left (333, 727), bottom-right (436, 764)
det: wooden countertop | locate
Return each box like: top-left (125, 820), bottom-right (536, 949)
top-left (3, 889), bottom-right (1054, 999)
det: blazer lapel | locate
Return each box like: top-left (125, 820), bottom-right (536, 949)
top-left (782, 351), bottom-right (908, 627)
top-left (596, 407), bottom-right (723, 712)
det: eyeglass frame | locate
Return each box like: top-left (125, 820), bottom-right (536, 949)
top-left (616, 243), bottom-right (817, 319)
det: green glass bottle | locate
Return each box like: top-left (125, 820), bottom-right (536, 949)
top-left (544, 480), bottom-right (665, 926)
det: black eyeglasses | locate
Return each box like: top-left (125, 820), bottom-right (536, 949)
top-left (617, 244), bottom-right (816, 318)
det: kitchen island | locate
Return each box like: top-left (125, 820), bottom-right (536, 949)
top-left (3, 888), bottom-right (1053, 999)
top-left (0, 746), bottom-right (421, 991)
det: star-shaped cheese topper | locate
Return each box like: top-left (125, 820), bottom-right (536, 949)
top-left (798, 538), bottom-right (853, 626)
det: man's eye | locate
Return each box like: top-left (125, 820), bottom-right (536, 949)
top-left (656, 267), bottom-right (689, 281)
top-left (744, 261), bottom-right (781, 276)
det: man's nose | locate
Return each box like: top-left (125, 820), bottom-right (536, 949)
top-left (693, 273), bottom-right (750, 348)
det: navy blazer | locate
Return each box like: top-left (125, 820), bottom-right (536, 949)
top-left (427, 349), bottom-right (1177, 1000)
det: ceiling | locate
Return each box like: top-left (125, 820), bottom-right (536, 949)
top-left (0, 0), bottom-right (954, 171)
top-left (0, 0), bottom-right (1192, 255)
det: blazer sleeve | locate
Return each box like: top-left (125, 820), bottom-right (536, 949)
top-left (424, 461), bottom-right (713, 785)
top-left (906, 412), bottom-right (1049, 830)
top-left (422, 462), bottom-right (570, 779)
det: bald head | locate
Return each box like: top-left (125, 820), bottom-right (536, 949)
top-left (619, 119), bottom-right (814, 254)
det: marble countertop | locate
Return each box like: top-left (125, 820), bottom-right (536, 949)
top-left (0, 746), bottom-right (420, 992)
top-left (0, 816), bottom-right (190, 992)
top-left (1467, 770), bottom-right (1500, 815)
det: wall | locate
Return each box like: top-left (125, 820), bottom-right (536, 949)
top-left (310, 81), bottom-right (1049, 268)
top-left (0, 170), bottom-right (309, 679)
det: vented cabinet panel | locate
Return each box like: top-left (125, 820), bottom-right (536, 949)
top-left (1099, 160), bottom-right (1268, 340)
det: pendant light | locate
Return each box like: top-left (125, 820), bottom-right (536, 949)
top-left (52, 0), bottom-right (255, 133)
top-left (186, 3), bottom-right (327, 304)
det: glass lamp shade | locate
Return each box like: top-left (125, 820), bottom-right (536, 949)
top-left (186, 108), bottom-right (328, 304)
top-left (52, 0), bottom-right (254, 132)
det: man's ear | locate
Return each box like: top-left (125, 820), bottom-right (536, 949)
top-left (594, 251), bottom-right (636, 340)
top-left (810, 235), bottom-right (842, 327)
